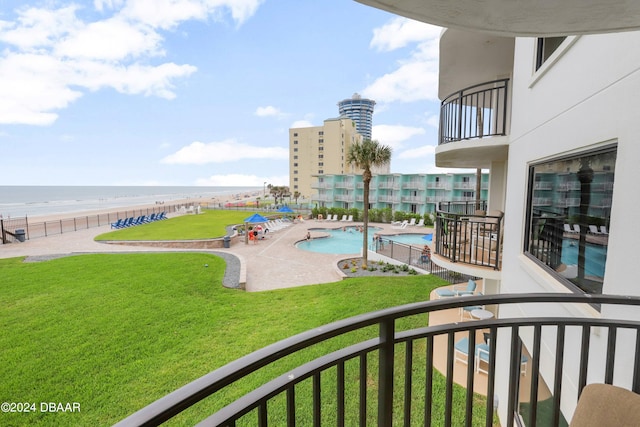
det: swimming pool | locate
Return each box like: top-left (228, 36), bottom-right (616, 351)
top-left (382, 233), bottom-right (433, 245)
top-left (296, 227), bottom-right (433, 254)
top-left (561, 239), bottom-right (606, 278)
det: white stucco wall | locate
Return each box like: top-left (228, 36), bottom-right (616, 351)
top-left (495, 31), bottom-right (640, 422)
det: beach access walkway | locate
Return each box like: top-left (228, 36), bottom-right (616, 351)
top-left (0, 219), bottom-right (420, 292)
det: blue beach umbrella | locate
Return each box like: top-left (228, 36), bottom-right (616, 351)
top-left (244, 213), bottom-right (269, 223)
top-left (277, 206), bottom-right (294, 213)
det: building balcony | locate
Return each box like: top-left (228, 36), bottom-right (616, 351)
top-left (335, 194), bottom-right (354, 202)
top-left (426, 182), bottom-right (451, 190)
top-left (115, 293), bottom-right (640, 427)
top-left (436, 79), bottom-right (510, 169)
top-left (402, 181), bottom-right (426, 190)
top-left (401, 195), bottom-right (425, 203)
top-left (433, 201), bottom-right (503, 272)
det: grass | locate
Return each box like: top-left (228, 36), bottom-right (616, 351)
top-left (95, 210), bottom-right (266, 241)
top-left (0, 252), bottom-right (494, 426)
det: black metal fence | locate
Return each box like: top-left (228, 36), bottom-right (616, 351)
top-left (440, 78), bottom-right (509, 145)
top-left (114, 294), bottom-right (640, 427)
top-left (374, 238), bottom-right (479, 284)
top-left (0, 203), bottom-right (187, 244)
top-left (435, 202), bottom-right (503, 270)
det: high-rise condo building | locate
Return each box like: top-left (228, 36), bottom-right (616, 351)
top-left (289, 117), bottom-right (362, 199)
top-left (337, 93), bottom-right (375, 140)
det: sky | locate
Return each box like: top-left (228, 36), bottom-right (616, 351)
top-left (0, 0), bottom-right (449, 187)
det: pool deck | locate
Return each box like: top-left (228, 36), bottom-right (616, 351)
top-left (0, 217), bottom-right (435, 292)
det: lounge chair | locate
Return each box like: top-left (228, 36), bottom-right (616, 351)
top-left (573, 224), bottom-right (581, 234)
top-left (408, 218), bottom-right (416, 226)
top-left (415, 218), bottom-right (425, 227)
top-left (340, 215), bottom-right (348, 221)
top-left (435, 279), bottom-right (477, 298)
top-left (600, 225), bottom-right (609, 235)
top-left (346, 215), bottom-right (353, 222)
top-left (564, 224), bottom-right (577, 234)
top-left (588, 225), bottom-right (603, 235)
top-left (392, 220), bottom-right (408, 229)
top-left (110, 218), bottom-right (125, 229)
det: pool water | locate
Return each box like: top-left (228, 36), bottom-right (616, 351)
top-left (561, 239), bottom-right (606, 278)
top-left (383, 233), bottom-right (433, 245)
top-left (296, 227), bottom-right (432, 255)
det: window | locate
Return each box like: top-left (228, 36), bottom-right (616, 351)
top-left (294, 148), bottom-right (298, 152)
top-left (319, 139), bottom-right (324, 143)
top-left (319, 155), bottom-right (323, 159)
top-left (293, 133), bottom-right (298, 137)
top-left (293, 163), bottom-right (298, 167)
top-left (524, 145), bottom-right (616, 295)
top-left (318, 170), bottom-right (323, 174)
top-left (294, 155), bottom-right (298, 160)
top-left (318, 146), bottom-right (324, 151)
top-left (293, 140), bottom-right (298, 144)
top-left (318, 131), bottom-right (323, 136)
top-left (535, 37), bottom-right (567, 71)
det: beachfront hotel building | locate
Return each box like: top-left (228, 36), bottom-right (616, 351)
top-left (312, 172), bottom-right (488, 215)
top-left (337, 93), bottom-right (376, 140)
top-left (290, 116), bottom-right (389, 199)
top-left (355, 0), bottom-right (640, 424)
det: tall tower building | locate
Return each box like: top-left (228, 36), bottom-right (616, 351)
top-left (337, 93), bottom-right (376, 140)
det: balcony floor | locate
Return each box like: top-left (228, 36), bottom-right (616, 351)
top-left (429, 283), bottom-right (546, 405)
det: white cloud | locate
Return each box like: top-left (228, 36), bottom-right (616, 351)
top-left (161, 139), bottom-right (289, 165)
top-left (372, 124), bottom-right (425, 150)
top-left (370, 17), bottom-right (441, 52)
top-left (425, 112), bottom-right (440, 129)
top-left (255, 105), bottom-right (287, 118)
top-left (0, 1), bottom-right (264, 125)
top-left (196, 173), bottom-right (288, 187)
top-left (120, 0), bottom-right (264, 30)
top-left (290, 120), bottom-right (314, 128)
top-left (363, 18), bottom-right (441, 104)
top-left (396, 145), bottom-right (436, 159)
top-left (55, 17), bottom-right (164, 61)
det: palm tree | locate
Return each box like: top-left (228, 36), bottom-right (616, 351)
top-left (347, 139), bottom-right (392, 268)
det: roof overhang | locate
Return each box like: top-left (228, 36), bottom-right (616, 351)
top-left (355, 0), bottom-right (640, 36)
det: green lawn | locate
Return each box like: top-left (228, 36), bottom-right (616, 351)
top-left (95, 210), bottom-right (269, 241)
top-left (1, 253), bottom-right (491, 426)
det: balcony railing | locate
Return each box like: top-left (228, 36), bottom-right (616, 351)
top-left (440, 79), bottom-right (509, 145)
top-left (435, 201), bottom-right (502, 270)
top-left (115, 294), bottom-right (640, 427)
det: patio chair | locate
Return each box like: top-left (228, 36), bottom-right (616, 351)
top-left (408, 218), bottom-right (416, 226)
top-left (435, 279), bottom-right (477, 298)
top-left (340, 215), bottom-right (347, 221)
top-left (459, 292), bottom-right (484, 320)
top-left (455, 337), bottom-right (527, 375)
top-left (416, 218), bottom-right (425, 227)
top-left (573, 224), bottom-right (581, 233)
top-left (600, 225), bottom-right (609, 235)
top-left (569, 384), bottom-right (640, 427)
top-left (346, 215), bottom-right (353, 222)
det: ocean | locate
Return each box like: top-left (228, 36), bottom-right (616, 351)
top-left (0, 186), bottom-right (262, 218)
